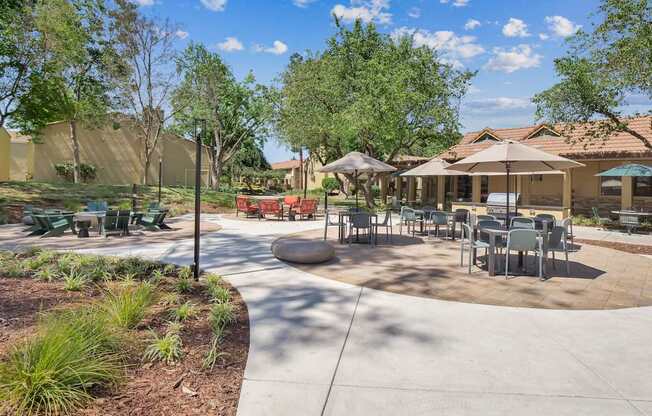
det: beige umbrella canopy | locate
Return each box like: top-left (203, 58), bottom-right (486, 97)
top-left (400, 158), bottom-right (467, 177)
top-left (319, 151), bottom-right (396, 207)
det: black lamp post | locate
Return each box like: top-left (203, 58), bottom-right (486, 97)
top-left (158, 157), bottom-right (162, 205)
top-left (192, 119), bottom-right (205, 281)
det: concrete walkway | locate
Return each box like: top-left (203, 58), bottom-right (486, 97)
top-left (574, 225), bottom-right (652, 246)
top-left (31, 215), bottom-right (652, 415)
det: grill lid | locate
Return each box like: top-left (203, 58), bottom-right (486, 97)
top-left (486, 193), bottom-right (520, 206)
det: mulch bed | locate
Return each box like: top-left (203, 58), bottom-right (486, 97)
top-left (0, 276), bottom-right (249, 416)
top-left (576, 238), bottom-right (652, 255)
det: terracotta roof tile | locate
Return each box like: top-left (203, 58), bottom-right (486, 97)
top-left (271, 160), bottom-right (301, 170)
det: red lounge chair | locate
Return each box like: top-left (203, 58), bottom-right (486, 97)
top-left (258, 199), bottom-right (284, 220)
top-left (236, 196), bottom-right (258, 217)
top-left (283, 195), bottom-right (301, 211)
top-left (294, 199), bottom-right (318, 220)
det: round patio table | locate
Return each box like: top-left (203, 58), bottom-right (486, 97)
top-left (76, 220), bottom-right (91, 238)
top-left (337, 211), bottom-right (377, 244)
top-left (480, 227), bottom-right (550, 277)
top-left (74, 211), bottom-right (106, 236)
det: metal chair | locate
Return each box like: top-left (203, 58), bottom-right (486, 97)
top-left (560, 217), bottom-right (574, 250)
top-left (618, 211), bottom-right (640, 235)
top-left (477, 220), bottom-right (504, 253)
top-left (510, 217), bottom-right (535, 230)
top-left (476, 214), bottom-right (496, 223)
top-left (373, 209), bottom-right (393, 243)
top-left (547, 226), bottom-right (570, 275)
top-left (348, 212), bottom-right (374, 246)
top-left (324, 209), bottom-right (344, 240)
top-left (591, 207), bottom-right (613, 227)
top-left (505, 229), bottom-right (543, 279)
top-left (460, 223), bottom-right (490, 274)
top-left (399, 207), bottom-right (420, 236)
top-left (429, 211), bottom-right (450, 239)
top-left (453, 209), bottom-right (469, 238)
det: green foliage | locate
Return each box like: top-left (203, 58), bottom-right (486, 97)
top-left (205, 273), bottom-right (222, 286)
top-left (168, 301), bottom-right (197, 321)
top-left (34, 267), bottom-right (58, 282)
top-left (4, 260), bottom-right (27, 278)
top-left (321, 177), bottom-right (339, 193)
top-left (0, 308), bottom-right (123, 416)
top-left (208, 285), bottom-right (231, 304)
top-left (100, 282), bottom-right (155, 329)
top-left (175, 278), bottom-right (193, 294)
top-left (159, 292), bottom-right (181, 307)
top-left (54, 162), bottom-right (97, 183)
top-left (201, 335), bottom-right (228, 371)
top-left (209, 302), bottom-right (235, 333)
top-left (62, 268), bottom-right (87, 291)
top-left (177, 266), bottom-right (192, 280)
top-left (533, 0), bottom-right (652, 147)
top-left (143, 325), bottom-right (183, 365)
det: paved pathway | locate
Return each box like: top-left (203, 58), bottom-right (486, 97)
top-left (574, 225), bottom-right (652, 246)
top-left (37, 216), bottom-right (652, 415)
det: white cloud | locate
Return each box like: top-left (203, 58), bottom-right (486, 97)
top-left (538, 33), bottom-right (549, 40)
top-left (255, 40), bottom-right (289, 55)
top-left (392, 27), bottom-right (484, 68)
top-left (408, 7), bottom-right (420, 18)
top-left (200, 0), bottom-right (226, 12)
top-left (502, 18), bottom-right (530, 38)
top-left (332, 0), bottom-right (392, 25)
top-left (217, 37), bottom-right (244, 52)
top-left (464, 19), bottom-right (481, 30)
top-left (441, 0), bottom-right (470, 7)
top-left (545, 15), bottom-right (581, 37)
top-left (132, 0), bottom-right (154, 5)
top-left (293, 0), bottom-right (315, 7)
top-left (463, 97), bottom-right (534, 114)
top-left (175, 30), bottom-right (189, 40)
top-left (484, 44), bottom-right (542, 73)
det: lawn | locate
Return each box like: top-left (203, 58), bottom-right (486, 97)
top-left (0, 249), bottom-right (248, 416)
top-left (0, 181), bottom-right (237, 223)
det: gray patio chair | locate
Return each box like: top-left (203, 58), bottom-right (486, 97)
top-left (476, 214), bottom-right (496, 223)
top-left (618, 211), bottom-right (640, 235)
top-left (460, 223), bottom-right (490, 274)
top-left (591, 207), bottom-right (613, 226)
top-left (428, 211), bottom-right (449, 240)
top-left (505, 229), bottom-right (543, 279)
top-left (454, 209), bottom-right (469, 238)
top-left (510, 217), bottom-right (535, 230)
top-left (560, 217), bottom-right (574, 250)
top-left (399, 206), bottom-right (420, 236)
top-left (547, 226), bottom-right (570, 275)
top-left (477, 220), bottom-right (504, 253)
top-left (373, 209), bottom-right (393, 243)
top-left (349, 212), bottom-right (374, 247)
top-left (323, 209), bottom-right (344, 240)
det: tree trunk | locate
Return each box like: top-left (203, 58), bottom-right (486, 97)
top-left (360, 176), bottom-right (376, 208)
top-left (69, 120), bottom-right (81, 184)
top-left (142, 154), bottom-right (150, 185)
top-left (210, 161), bottom-right (222, 191)
top-left (334, 173), bottom-right (348, 197)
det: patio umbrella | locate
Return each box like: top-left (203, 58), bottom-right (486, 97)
top-left (319, 151), bottom-right (397, 207)
top-left (445, 140), bottom-right (584, 225)
top-left (400, 158), bottom-right (467, 177)
top-left (595, 163), bottom-right (652, 177)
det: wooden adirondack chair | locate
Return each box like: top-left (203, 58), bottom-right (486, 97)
top-left (104, 210), bottom-right (131, 237)
top-left (137, 211), bottom-right (165, 231)
top-left (34, 214), bottom-right (72, 238)
top-left (258, 199), bottom-right (284, 220)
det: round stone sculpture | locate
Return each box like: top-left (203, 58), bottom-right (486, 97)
top-left (272, 239), bottom-right (335, 264)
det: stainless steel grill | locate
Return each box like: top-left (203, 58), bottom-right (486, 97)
top-left (485, 193), bottom-right (520, 219)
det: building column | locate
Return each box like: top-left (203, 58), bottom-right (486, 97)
top-left (622, 176), bottom-right (633, 210)
top-left (436, 176), bottom-right (446, 210)
top-left (394, 176), bottom-right (402, 201)
top-left (519, 175), bottom-right (531, 205)
top-left (407, 177), bottom-right (416, 203)
top-left (422, 177), bottom-right (430, 202)
top-left (563, 169), bottom-right (573, 215)
top-left (472, 176), bottom-right (482, 203)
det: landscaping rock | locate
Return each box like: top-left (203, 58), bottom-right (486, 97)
top-left (271, 238), bottom-right (335, 264)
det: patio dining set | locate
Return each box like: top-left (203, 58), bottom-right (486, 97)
top-left (23, 200), bottom-right (170, 238)
top-left (235, 195), bottom-right (318, 221)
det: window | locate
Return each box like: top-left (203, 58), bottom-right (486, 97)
top-left (456, 176), bottom-right (472, 201)
top-left (634, 176), bottom-right (652, 197)
top-left (473, 133), bottom-right (500, 143)
top-left (529, 127), bottom-right (560, 139)
top-left (600, 177), bottom-right (622, 196)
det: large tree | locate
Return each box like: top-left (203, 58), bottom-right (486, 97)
top-left (171, 43), bottom-right (273, 190)
top-left (533, 0), bottom-right (652, 149)
top-left (276, 20), bottom-right (472, 206)
top-left (11, 0), bottom-right (121, 183)
top-left (111, 0), bottom-right (182, 185)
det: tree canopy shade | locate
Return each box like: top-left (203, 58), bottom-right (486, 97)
top-left (533, 0), bottom-right (652, 149)
top-left (171, 43), bottom-right (274, 190)
top-left (275, 19), bottom-right (473, 206)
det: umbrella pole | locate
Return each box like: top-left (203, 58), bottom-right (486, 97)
top-left (355, 169), bottom-right (359, 208)
top-left (506, 163), bottom-right (510, 227)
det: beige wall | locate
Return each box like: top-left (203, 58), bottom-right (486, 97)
top-left (10, 140), bottom-right (33, 181)
top-left (0, 128), bottom-right (9, 181)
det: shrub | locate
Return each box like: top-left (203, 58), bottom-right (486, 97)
top-left (62, 268), bottom-right (87, 291)
top-left (4, 260), bottom-right (26, 278)
top-left (175, 278), bottom-right (192, 294)
top-left (26, 250), bottom-right (58, 271)
top-left (57, 253), bottom-right (82, 275)
top-left (0, 309), bottom-right (123, 415)
top-left (163, 264), bottom-right (177, 276)
top-left (150, 269), bottom-right (164, 284)
top-left (168, 301), bottom-right (197, 321)
top-left (208, 285), bottom-right (231, 304)
top-left (159, 292), bottom-right (181, 307)
top-left (201, 335), bottom-right (227, 371)
top-left (177, 266), bottom-right (192, 280)
top-left (321, 177), bottom-right (339, 194)
top-left (209, 302), bottom-right (235, 333)
top-left (54, 161), bottom-right (97, 183)
top-left (34, 267), bottom-right (58, 282)
top-left (205, 273), bottom-right (222, 287)
top-left (143, 326), bottom-right (183, 365)
top-left (100, 282), bottom-right (155, 329)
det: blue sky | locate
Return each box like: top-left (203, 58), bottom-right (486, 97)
top-left (136, 0), bottom-right (604, 162)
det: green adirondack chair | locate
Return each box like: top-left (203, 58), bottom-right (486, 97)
top-left (104, 210), bottom-right (131, 237)
top-left (137, 210), bottom-right (166, 231)
top-left (34, 214), bottom-right (72, 238)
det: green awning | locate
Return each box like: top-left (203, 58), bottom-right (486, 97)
top-left (595, 164), bottom-right (652, 177)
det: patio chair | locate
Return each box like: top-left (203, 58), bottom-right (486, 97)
top-left (460, 223), bottom-right (490, 274)
top-left (505, 229), bottom-right (543, 279)
top-left (618, 211), bottom-right (640, 235)
top-left (348, 212), bottom-right (374, 247)
top-left (373, 209), bottom-right (393, 243)
top-left (547, 226), bottom-right (570, 275)
top-left (399, 207), bottom-right (420, 236)
top-left (476, 214), bottom-right (496, 223)
top-left (294, 199), bottom-right (318, 220)
top-left (560, 217), bottom-right (574, 250)
top-left (104, 210), bottom-right (131, 237)
top-left (453, 209), bottom-right (470, 238)
top-left (428, 211), bottom-right (450, 239)
top-left (477, 220), bottom-right (505, 254)
top-left (235, 196), bottom-right (259, 218)
top-left (258, 199), bottom-right (284, 221)
top-left (137, 210), bottom-right (166, 231)
top-left (323, 209), bottom-right (345, 240)
top-left (591, 207), bottom-right (613, 227)
top-left (510, 217), bottom-right (535, 230)
top-left (148, 202), bottom-right (161, 210)
top-left (34, 214), bottom-right (72, 238)
top-left (283, 195), bottom-right (301, 211)
top-left (85, 200), bottom-right (108, 212)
